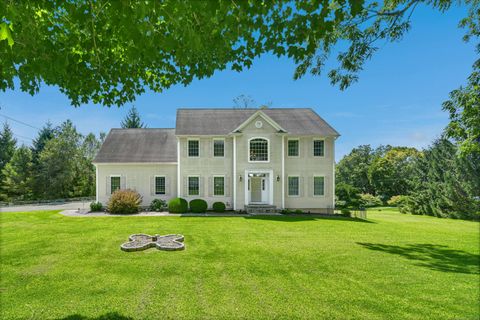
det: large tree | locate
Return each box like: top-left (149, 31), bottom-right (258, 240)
top-left (1, 146), bottom-right (34, 201)
top-left (121, 106), bottom-right (146, 128)
top-left (0, 122), bottom-right (17, 176)
top-left (1, 1), bottom-right (476, 107)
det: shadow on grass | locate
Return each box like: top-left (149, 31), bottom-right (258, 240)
top-left (244, 215), bottom-right (375, 223)
top-left (357, 242), bottom-right (480, 274)
top-left (59, 312), bottom-right (133, 320)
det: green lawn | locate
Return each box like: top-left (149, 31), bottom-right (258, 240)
top-left (1, 208), bottom-right (479, 320)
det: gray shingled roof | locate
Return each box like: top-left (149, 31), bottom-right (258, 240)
top-left (175, 108), bottom-right (340, 136)
top-left (93, 128), bottom-right (177, 163)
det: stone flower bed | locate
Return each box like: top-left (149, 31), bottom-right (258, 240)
top-left (120, 234), bottom-right (185, 252)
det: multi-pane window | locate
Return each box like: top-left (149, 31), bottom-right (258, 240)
top-left (155, 176), bottom-right (165, 195)
top-left (249, 138), bottom-right (268, 162)
top-left (288, 176), bottom-right (299, 196)
top-left (213, 176), bottom-right (225, 196)
top-left (188, 140), bottom-right (199, 157)
top-left (314, 176), bottom-right (325, 196)
top-left (313, 140), bottom-right (325, 157)
top-left (288, 140), bottom-right (299, 156)
top-left (213, 140), bottom-right (224, 157)
top-left (111, 176), bottom-right (121, 194)
top-left (188, 176), bottom-right (199, 196)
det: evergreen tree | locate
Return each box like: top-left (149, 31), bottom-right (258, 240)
top-left (31, 121), bottom-right (55, 164)
top-left (72, 133), bottom-right (101, 197)
top-left (120, 106), bottom-right (145, 128)
top-left (0, 122), bottom-right (17, 172)
top-left (1, 146), bottom-right (33, 201)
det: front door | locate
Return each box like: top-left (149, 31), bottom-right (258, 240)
top-left (248, 173), bottom-right (269, 204)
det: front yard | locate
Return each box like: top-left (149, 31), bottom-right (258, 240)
top-left (0, 208), bottom-right (478, 319)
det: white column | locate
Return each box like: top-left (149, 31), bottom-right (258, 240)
top-left (281, 135), bottom-right (285, 209)
top-left (233, 135), bottom-right (237, 210)
top-left (95, 164), bottom-right (98, 202)
top-left (177, 138), bottom-right (181, 197)
top-left (332, 137), bottom-right (336, 210)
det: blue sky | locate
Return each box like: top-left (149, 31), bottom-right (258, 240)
top-left (0, 3), bottom-right (476, 159)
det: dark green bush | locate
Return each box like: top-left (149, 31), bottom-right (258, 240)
top-left (340, 208), bottom-right (351, 217)
top-left (335, 183), bottom-right (361, 208)
top-left (107, 189), bottom-right (142, 214)
top-left (294, 209), bottom-right (303, 214)
top-left (150, 199), bottom-right (167, 212)
top-left (281, 209), bottom-right (292, 214)
top-left (387, 195), bottom-right (407, 207)
top-left (168, 197), bottom-right (188, 213)
top-left (90, 201), bottom-right (103, 212)
top-left (189, 199), bottom-right (208, 213)
top-left (359, 193), bottom-right (383, 207)
top-left (212, 202), bottom-right (226, 212)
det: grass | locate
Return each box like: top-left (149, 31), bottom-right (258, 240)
top-left (1, 208), bottom-right (479, 319)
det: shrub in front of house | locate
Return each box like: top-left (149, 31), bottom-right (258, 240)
top-left (189, 199), bottom-right (208, 213)
top-left (212, 201), bottom-right (226, 212)
top-left (107, 189), bottom-right (142, 214)
top-left (150, 199), bottom-right (167, 212)
top-left (294, 209), bottom-right (303, 214)
top-left (90, 201), bottom-right (103, 212)
top-left (359, 193), bottom-right (383, 208)
top-left (168, 197), bottom-right (188, 213)
top-left (387, 195), bottom-right (407, 207)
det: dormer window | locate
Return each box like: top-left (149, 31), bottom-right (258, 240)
top-left (249, 138), bottom-right (269, 162)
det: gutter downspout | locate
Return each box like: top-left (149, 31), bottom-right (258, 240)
top-left (233, 135), bottom-right (237, 211)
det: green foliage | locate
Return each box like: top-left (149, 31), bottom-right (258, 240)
top-left (402, 138), bottom-right (480, 219)
top-left (149, 199), bottom-right (167, 212)
top-left (120, 106), bottom-right (146, 128)
top-left (359, 193), bottom-right (383, 208)
top-left (212, 201), bottom-right (226, 213)
top-left (106, 189), bottom-right (142, 214)
top-left (387, 195), bottom-right (408, 207)
top-left (340, 208), bottom-right (351, 217)
top-left (368, 147), bottom-right (421, 199)
top-left (189, 199), bottom-right (208, 213)
top-left (168, 197), bottom-right (188, 213)
top-left (90, 201), bottom-right (103, 212)
top-left (1, 146), bottom-right (33, 201)
top-left (0, 122), bottom-right (16, 173)
top-left (335, 183), bottom-right (361, 208)
top-left (294, 209), bottom-right (304, 214)
top-left (1, 1), bottom-right (470, 106)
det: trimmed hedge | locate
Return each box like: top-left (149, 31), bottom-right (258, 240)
top-left (168, 198), bottom-right (188, 213)
top-left (107, 189), bottom-right (142, 214)
top-left (212, 202), bottom-right (226, 212)
top-left (90, 201), bottom-right (103, 212)
top-left (189, 199), bottom-right (208, 213)
top-left (150, 199), bottom-right (167, 212)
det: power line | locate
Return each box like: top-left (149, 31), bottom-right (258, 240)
top-left (12, 133), bottom-right (34, 141)
top-left (0, 113), bottom-right (41, 130)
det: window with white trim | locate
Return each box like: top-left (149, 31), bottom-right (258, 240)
top-left (188, 140), bottom-right (199, 157)
top-left (213, 176), bottom-right (225, 196)
top-left (313, 140), bottom-right (325, 157)
top-left (288, 140), bottom-right (299, 156)
top-left (188, 176), bottom-right (199, 196)
top-left (155, 176), bottom-right (165, 195)
top-left (213, 139), bottom-right (224, 157)
top-left (249, 138), bottom-right (268, 162)
top-left (288, 176), bottom-right (299, 196)
top-left (314, 176), bottom-right (325, 196)
top-left (111, 176), bottom-right (121, 194)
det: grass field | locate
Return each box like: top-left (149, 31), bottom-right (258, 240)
top-left (1, 208), bottom-right (479, 319)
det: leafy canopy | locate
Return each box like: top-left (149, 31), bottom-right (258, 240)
top-left (0, 0), bottom-right (469, 106)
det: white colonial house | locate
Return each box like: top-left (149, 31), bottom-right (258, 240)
top-left (93, 108), bottom-right (340, 212)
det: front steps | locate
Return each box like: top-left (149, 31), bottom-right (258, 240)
top-left (245, 204), bottom-right (277, 214)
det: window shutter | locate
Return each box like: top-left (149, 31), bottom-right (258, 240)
top-left (299, 177), bottom-right (304, 197)
top-left (225, 177), bottom-right (230, 196)
top-left (199, 177), bottom-right (204, 197)
top-left (324, 176), bottom-right (329, 197)
top-left (183, 177), bottom-right (188, 196)
top-left (310, 139), bottom-right (314, 157)
top-left (165, 177), bottom-right (170, 196)
top-left (183, 141), bottom-right (187, 157)
top-left (208, 177), bottom-right (213, 196)
top-left (224, 139), bottom-right (229, 157)
top-left (120, 175), bottom-right (127, 190)
top-left (208, 140), bottom-right (213, 158)
top-left (106, 177), bottom-right (111, 195)
top-left (308, 177), bottom-right (314, 197)
top-left (150, 176), bottom-right (155, 196)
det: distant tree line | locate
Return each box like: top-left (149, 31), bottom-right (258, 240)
top-left (336, 136), bottom-right (480, 220)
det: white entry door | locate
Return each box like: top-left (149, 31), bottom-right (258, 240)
top-left (249, 174), bottom-right (269, 204)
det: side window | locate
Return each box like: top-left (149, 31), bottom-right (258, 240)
top-left (288, 140), bottom-right (299, 157)
top-left (213, 139), bottom-right (225, 157)
top-left (188, 140), bottom-right (199, 157)
top-left (188, 176), bottom-right (200, 196)
top-left (155, 176), bottom-right (166, 195)
top-left (288, 176), bottom-right (299, 196)
top-left (111, 176), bottom-right (121, 194)
top-left (313, 140), bottom-right (325, 157)
top-left (313, 176), bottom-right (325, 196)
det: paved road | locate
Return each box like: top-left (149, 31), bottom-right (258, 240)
top-left (0, 201), bottom-right (91, 212)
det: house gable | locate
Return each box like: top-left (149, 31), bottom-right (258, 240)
top-left (231, 110), bottom-right (286, 134)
